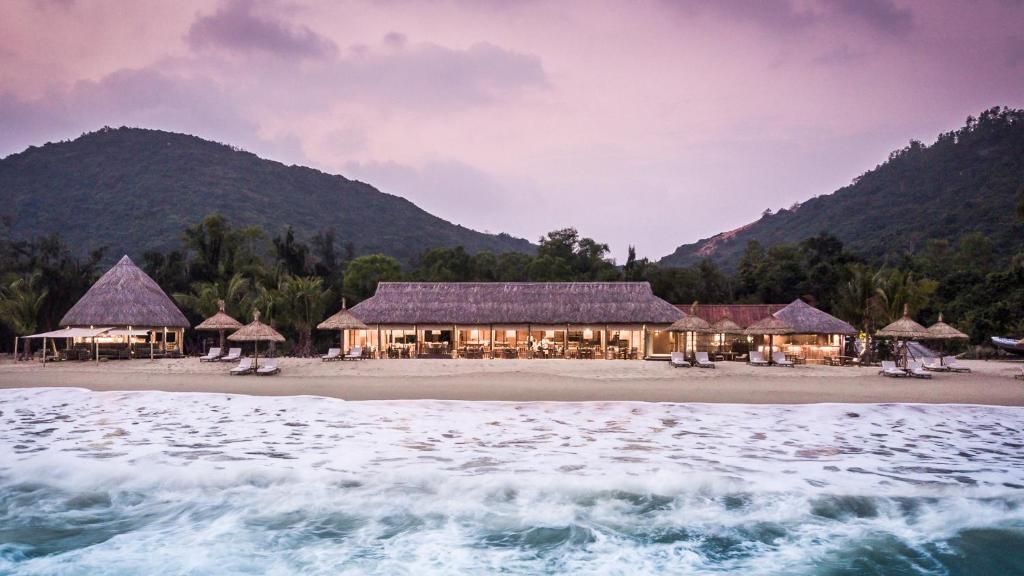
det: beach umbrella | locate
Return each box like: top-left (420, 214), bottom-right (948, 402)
top-left (711, 313), bottom-right (743, 355)
top-left (195, 300), bottom-right (242, 353)
top-left (875, 304), bottom-right (932, 366)
top-left (228, 310), bottom-right (284, 369)
top-left (743, 315), bottom-right (795, 365)
top-left (317, 298), bottom-right (367, 355)
top-left (926, 312), bottom-right (968, 365)
top-left (667, 304), bottom-right (714, 359)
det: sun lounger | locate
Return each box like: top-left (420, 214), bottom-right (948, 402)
top-left (942, 356), bottom-right (971, 373)
top-left (879, 360), bottom-right (908, 378)
top-left (1016, 366), bottom-right (1024, 380)
top-left (229, 357), bottom-right (253, 375)
top-left (256, 359), bottom-right (280, 376)
top-left (772, 352), bottom-right (795, 367)
top-left (344, 347), bottom-right (363, 360)
top-left (670, 351), bottom-right (690, 367)
top-left (694, 351), bottom-right (716, 369)
top-left (922, 357), bottom-right (949, 372)
top-left (321, 347), bottom-right (341, 362)
top-left (221, 348), bottom-right (242, 362)
top-left (199, 347), bottom-right (222, 362)
top-left (748, 351), bottom-right (769, 367)
top-left (907, 361), bottom-right (932, 379)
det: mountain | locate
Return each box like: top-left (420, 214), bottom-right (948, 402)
top-left (660, 107), bottom-right (1024, 269)
top-left (0, 127), bottom-right (533, 264)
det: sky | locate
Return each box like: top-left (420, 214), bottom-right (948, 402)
top-left (1, 0), bottom-right (1022, 261)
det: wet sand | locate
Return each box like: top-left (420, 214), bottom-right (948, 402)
top-left (0, 357), bottom-right (1021, 405)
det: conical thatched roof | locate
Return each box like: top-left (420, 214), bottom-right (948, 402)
top-left (195, 300), bottom-right (242, 331)
top-left (317, 301), bottom-right (367, 331)
top-left (876, 306), bottom-right (931, 339)
top-left (927, 313), bottom-right (968, 340)
top-left (773, 299), bottom-right (857, 335)
top-left (60, 255), bottom-right (189, 328)
top-left (668, 303), bottom-right (714, 333)
top-left (711, 314), bottom-right (743, 333)
top-left (744, 315), bottom-right (795, 335)
top-left (228, 310), bottom-right (285, 342)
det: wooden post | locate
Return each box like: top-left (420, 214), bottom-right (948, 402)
top-left (42, 337), bottom-right (46, 365)
top-left (13, 337), bottom-right (18, 362)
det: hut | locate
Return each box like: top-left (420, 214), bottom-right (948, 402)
top-left (683, 304), bottom-right (786, 359)
top-left (349, 282), bottom-right (683, 359)
top-left (57, 255), bottom-right (189, 358)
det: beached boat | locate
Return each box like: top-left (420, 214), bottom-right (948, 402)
top-left (990, 336), bottom-right (1024, 355)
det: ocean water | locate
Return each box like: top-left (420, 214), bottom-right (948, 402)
top-left (0, 389), bottom-right (1022, 575)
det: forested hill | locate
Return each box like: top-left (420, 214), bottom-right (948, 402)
top-left (0, 127), bottom-right (533, 264)
top-left (660, 107), bottom-right (1024, 269)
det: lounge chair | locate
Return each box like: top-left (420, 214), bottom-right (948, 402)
top-left (199, 347), bottom-right (222, 362)
top-left (229, 357), bottom-right (253, 375)
top-left (344, 346), bottom-right (363, 361)
top-left (670, 351), bottom-right (691, 368)
top-left (772, 352), bottom-right (795, 367)
top-left (922, 357), bottom-right (949, 372)
top-left (907, 361), bottom-right (932, 379)
top-left (321, 347), bottom-right (341, 362)
top-left (942, 356), bottom-right (971, 373)
top-left (1015, 366), bottom-right (1023, 380)
top-left (748, 351), bottom-right (769, 367)
top-left (879, 360), bottom-right (908, 378)
top-left (256, 359), bottom-right (280, 376)
top-left (221, 348), bottom-right (242, 362)
top-left (694, 351), bottom-right (716, 369)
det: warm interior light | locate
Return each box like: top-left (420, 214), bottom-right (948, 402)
top-left (470, 329), bottom-right (480, 339)
top-left (583, 329), bottom-right (593, 340)
top-left (505, 330), bottom-right (516, 338)
top-left (545, 330), bottom-right (554, 338)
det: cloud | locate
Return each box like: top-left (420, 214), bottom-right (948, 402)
top-left (824, 0), bottom-right (912, 35)
top-left (672, 0), bottom-right (912, 36)
top-left (186, 0), bottom-right (336, 59)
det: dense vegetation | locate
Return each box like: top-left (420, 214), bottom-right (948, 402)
top-left (0, 127), bottom-right (533, 265)
top-left (661, 107), bottom-right (1024, 270)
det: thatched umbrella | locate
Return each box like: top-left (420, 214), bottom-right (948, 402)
top-left (195, 300), bottom-right (242, 353)
top-left (667, 304), bottom-right (714, 359)
top-left (317, 299), bottom-right (367, 354)
top-left (876, 304), bottom-right (932, 366)
top-left (228, 310), bottom-right (284, 369)
top-left (927, 312), bottom-right (968, 365)
top-left (711, 313), bottom-right (743, 355)
top-left (744, 315), bottom-right (795, 365)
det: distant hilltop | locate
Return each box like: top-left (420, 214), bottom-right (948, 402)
top-left (0, 127), bottom-right (534, 264)
top-left (660, 106), bottom-right (1024, 269)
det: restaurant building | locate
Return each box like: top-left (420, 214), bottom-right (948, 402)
top-left (347, 282), bottom-right (683, 359)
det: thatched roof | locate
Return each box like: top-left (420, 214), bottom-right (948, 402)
top-left (773, 299), bottom-right (857, 335)
top-left (711, 316), bottom-right (743, 333)
top-left (668, 303), bottom-right (714, 333)
top-left (195, 300), bottom-right (242, 331)
top-left (60, 255), bottom-right (189, 328)
top-left (744, 315), bottom-right (795, 335)
top-left (876, 307), bottom-right (931, 339)
top-left (681, 304), bottom-right (786, 328)
top-left (317, 301), bottom-right (367, 331)
top-left (228, 310), bottom-right (285, 342)
top-left (350, 282), bottom-right (683, 325)
top-left (927, 313), bottom-right (968, 340)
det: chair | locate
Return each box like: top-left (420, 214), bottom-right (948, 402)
top-left (256, 359), bottom-right (280, 376)
top-left (772, 352), bottom-right (795, 367)
top-left (1015, 366), bottom-right (1023, 380)
top-left (229, 357), bottom-right (253, 375)
top-left (670, 351), bottom-right (691, 368)
top-left (221, 348), bottom-right (242, 362)
top-left (321, 347), bottom-right (341, 362)
top-left (879, 360), bottom-right (908, 378)
top-left (694, 351), bottom-right (716, 369)
top-left (923, 357), bottom-right (949, 372)
top-left (748, 351), bottom-right (769, 367)
top-left (907, 361), bottom-right (932, 379)
top-left (199, 347), bottom-right (222, 362)
top-left (344, 347), bottom-right (363, 361)
top-left (942, 356), bottom-right (971, 373)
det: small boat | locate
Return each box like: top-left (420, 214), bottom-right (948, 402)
top-left (990, 337), bottom-right (1024, 356)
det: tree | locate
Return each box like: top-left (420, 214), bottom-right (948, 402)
top-left (0, 273), bottom-right (47, 335)
top-left (277, 275), bottom-right (331, 357)
top-left (343, 254), bottom-right (402, 302)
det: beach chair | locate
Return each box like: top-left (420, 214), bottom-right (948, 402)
top-left (879, 360), bottom-right (908, 378)
top-left (229, 357), bottom-right (253, 375)
top-left (922, 357), bottom-right (949, 372)
top-left (942, 356), bottom-right (971, 373)
top-left (344, 346), bottom-right (363, 361)
top-left (1015, 366), bottom-right (1024, 380)
top-left (772, 352), bottom-right (795, 367)
top-left (907, 361), bottom-right (932, 379)
top-left (748, 351), bottom-right (769, 366)
top-left (199, 347), bottom-right (222, 362)
top-left (256, 359), bottom-right (280, 376)
top-left (321, 347), bottom-right (341, 362)
top-left (670, 351), bottom-right (691, 367)
top-left (221, 348), bottom-right (242, 362)
top-left (693, 351), bottom-right (716, 369)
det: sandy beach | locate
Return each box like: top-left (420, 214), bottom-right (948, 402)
top-left (0, 357), bottom-right (1021, 405)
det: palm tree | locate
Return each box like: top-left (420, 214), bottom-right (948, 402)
top-left (0, 274), bottom-right (48, 357)
top-left (174, 273), bottom-right (251, 319)
top-left (276, 276), bottom-right (331, 357)
top-left (875, 269), bottom-right (938, 324)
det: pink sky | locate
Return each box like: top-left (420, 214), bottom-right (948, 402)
top-left (2, 0), bottom-right (1022, 260)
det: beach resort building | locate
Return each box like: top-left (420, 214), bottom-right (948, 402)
top-left (347, 282), bottom-right (684, 359)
